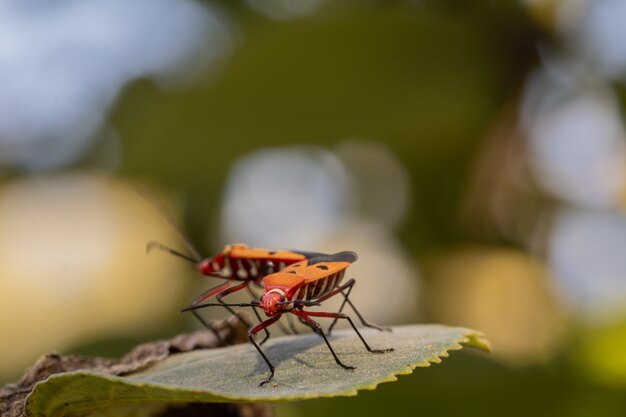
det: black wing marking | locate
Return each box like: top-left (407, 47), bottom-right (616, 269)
top-left (291, 250), bottom-right (327, 260)
top-left (306, 251), bottom-right (358, 265)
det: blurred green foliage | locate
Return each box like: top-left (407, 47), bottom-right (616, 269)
top-left (114, 1), bottom-right (537, 253)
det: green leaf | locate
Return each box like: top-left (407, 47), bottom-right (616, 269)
top-left (25, 325), bottom-right (489, 417)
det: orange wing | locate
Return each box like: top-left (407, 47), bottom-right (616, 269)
top-left (263, 271), bottom-right (305, 290)
top-left (228, 245), bottom-right (307, 262)
top-left (263, 260), bottom-right (349, 289)
top-left (301, 261), bottom-right (352, 284)
top-left (280, 260), bottom-right (351, 284)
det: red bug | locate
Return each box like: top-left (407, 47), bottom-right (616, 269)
top-left (183, 251), bottom-right (393, 386)
top-left (141, 189), bottom-right (329, 340)
top-left (142, 188), bottom-right (336, 340)
top-left (148, 239), bottom-right (327, 341)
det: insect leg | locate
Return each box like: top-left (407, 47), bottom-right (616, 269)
top-left (303, 311), bottom-right (394, 354)
top-left (248, 314), bottom-right (282, 386)
top-left (310, 277), bottom-right (356, 335)
top-left (326, 281), bottom-right (353, 335)
top-left (325, 279), bottom-right (390, 335)
top-left (341, 295), bottom-right (390, 332)
top-left (292, 310), bottom-right (355, 370)
top-left (189, 311), bottom-right (222, 342)
top-left (190, 280), bottom-right (233, 306)
top-left (216, 281), bottom-right (254, 327)
top-left (183, 280), bottom-right (233, 341)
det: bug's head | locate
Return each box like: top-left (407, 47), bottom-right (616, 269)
top-left (261, 289), bottom-right (287, 316)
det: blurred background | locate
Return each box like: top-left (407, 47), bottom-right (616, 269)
top-left (2, 0), bottom-right (626, 415)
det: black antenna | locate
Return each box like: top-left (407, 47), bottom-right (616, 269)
top-left (147, 241), bottom-right (198, 264)
top-left (276, 300), bottom-right (321, 307)
top-left (180, 302), bottom-right (257, 312)
top-left (137, 185), bottom-right (202, 262)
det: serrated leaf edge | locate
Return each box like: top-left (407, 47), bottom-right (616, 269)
top-left (25, 328), bottom-right (489, 416)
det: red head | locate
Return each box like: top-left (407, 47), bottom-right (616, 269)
top-left (260, 288), bottom-right (289, 316)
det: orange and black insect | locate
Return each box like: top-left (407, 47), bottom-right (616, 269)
top-left (183, 251), bottom-right (393, 386)
top-left (142, 190), bottom-right (329, 340)
top-left (148, 239), bottom-right (329, 341)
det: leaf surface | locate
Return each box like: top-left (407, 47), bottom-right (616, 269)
top-left (25, 325), bottom-right (490, 417)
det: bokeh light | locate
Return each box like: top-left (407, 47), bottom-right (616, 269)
top-left (335, 140), bottom-right (411, 230)
top-left (548, 209), bottom-right (626, 322)
top-left (220, 147), bottom-right (351, 249)
top-left (425, 247), bottom-right (567, 364)
top-left (521, 78), bottom-right (626, 209)
top-left (578, 0), bottom-right (626, 79)
top-left (0, 172), bottom-right (187, 379)
top-left (0, 0), bottom-right (232, 171)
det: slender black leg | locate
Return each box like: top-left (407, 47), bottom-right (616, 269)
top-left (293, 310), bottom-right (355, 370)
top-left (342, 296), bottom-right (390, 331)
top-left (217, 282), bottom-right (276, 345)
top-left (327, 283), bottom-right (352, 335)
top-left (216, 282), bottom-right (253, 327)
top-left (248, 314), bottom-right (282, 386)
top-left (251, 307), bottom-right (272, 345)
top-left (184, 281), bottom-right (234, 343)
top-left (305, 311), bottom-right (394, 354)
top-left (315, 278), bottom-right (389, 335)
top-left (190, 280), bottom-right (233, 306)
top-left (191, 311), bottom-right (223, 342)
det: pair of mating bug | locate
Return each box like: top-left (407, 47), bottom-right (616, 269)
top-left (149, 241), bottom-right (393, 386)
